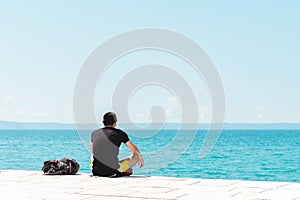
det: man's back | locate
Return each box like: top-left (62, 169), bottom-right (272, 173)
top-left (91, 127), bottom-right (129, 176)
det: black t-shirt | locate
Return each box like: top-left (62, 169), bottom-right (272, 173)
top-left (91, 127), bottom-right (129, 176)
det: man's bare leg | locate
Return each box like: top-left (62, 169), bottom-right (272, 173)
top-left (118, 153), bottom-right (139, 176)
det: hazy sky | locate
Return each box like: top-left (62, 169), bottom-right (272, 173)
top-left (0, 1), bottom-right (299, 123)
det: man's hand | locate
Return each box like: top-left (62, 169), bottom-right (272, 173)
top-left (138, 157), bottom-right (144, 168)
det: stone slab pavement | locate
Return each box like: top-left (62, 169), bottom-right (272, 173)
top-left (0, 170), bottom-right (299, 200)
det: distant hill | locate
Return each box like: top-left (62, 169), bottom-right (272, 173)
top-left (1, 121), bottom-right (300, 130)
top-left (119, 122), bottom-right (300, 130)
top-left (0, 121), bottom-right (75, 130)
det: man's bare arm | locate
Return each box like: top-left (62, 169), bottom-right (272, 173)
top-left (90, 142), bottom-right (93, 154)
top-left (125, 141), bottom-right (144, 168)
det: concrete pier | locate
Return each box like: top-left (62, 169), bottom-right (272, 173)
top-left (0, 170), bottom-right (299, 200)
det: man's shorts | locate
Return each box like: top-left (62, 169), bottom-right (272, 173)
top-left (118, 153), bottom-right (139, 173)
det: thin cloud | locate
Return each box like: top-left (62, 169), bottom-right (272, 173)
top-left (4, 95), bottom-right (16, 104)
top-left (199, 105), bottom-right (212, 122)
top-left (64, 109), bottom-right (74, 122)
top-left (13, 109), bottom-right (48, 121)
top-left (133, 113), bottom-right (148, 123)
top-left (14, 109), bottom-right (28, 116)
top-left (29, 112), bottom-right (48, 117)
top-left (258, 106), bottom-right (278, 121)
top-left (163, 96), bottom-right (181, 122)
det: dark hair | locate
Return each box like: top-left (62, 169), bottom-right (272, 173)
top-left (103, 112), bottom-right (117, 126)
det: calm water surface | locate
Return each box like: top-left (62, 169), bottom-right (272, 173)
top-left (0, 129), bottom-right (299, 182)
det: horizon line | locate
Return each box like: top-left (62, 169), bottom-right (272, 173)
top-left (1, 120), bottom-right (300, 124)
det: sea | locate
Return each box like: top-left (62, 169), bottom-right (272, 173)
top-left (0, 129), bottom-right (299, 183)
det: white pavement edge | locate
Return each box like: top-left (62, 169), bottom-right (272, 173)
top-left (0, 170), bottom-right (299, 200)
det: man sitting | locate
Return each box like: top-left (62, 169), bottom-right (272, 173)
top-left (90, 112), bottom-right (144, 177)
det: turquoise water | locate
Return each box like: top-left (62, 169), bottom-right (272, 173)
top-left (0, 129), bottom-right (299, 182)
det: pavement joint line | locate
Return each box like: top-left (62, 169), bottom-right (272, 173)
top-left (230, 191), bottom-right (242, 197)
top-left (188, 180), bottom-right (201, 185)
top-left (227, 187), bottom-right (239, 192)
top-left (63, 189), bottom-right (92, 194)
top-left (259, 188), bottom-right (273, 194)
top-left (226, 181), bottom-right (241, 187)
top-left (89, 193), bottom-right (174, 200)
top-left (275, 183), bottom-right (291, 189)
top-left (252, 199), bottom-right (271, 200)
top-left (164, 188), bottom-right (180, 193)
top-left (175, 193), bottom-right (188, 199)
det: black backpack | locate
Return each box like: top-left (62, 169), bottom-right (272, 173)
top-left (42, 158), bottom-right (80, 175)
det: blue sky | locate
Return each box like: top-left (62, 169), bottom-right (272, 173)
top-left (0, 1), bottom-right (299, 123)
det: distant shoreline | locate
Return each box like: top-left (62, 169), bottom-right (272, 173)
top-left (1, 120), bottom-right (300, 130)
